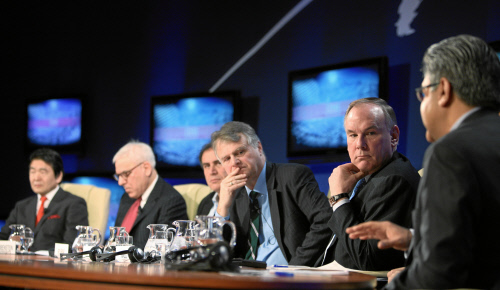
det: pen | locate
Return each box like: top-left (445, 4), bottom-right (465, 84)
top-left (274, 271), bottom-right (294, 277)
top-left (273, 265), bottom-right (288, 268)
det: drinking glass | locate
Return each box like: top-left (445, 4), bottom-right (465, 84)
top-left (154, 231), bottom-right (170, 264)
top-left (23, 228), bottom-right (34, 253)
top-left (81, 234), bottom-right (99, 261)
top-left (115, 236), bottom-right (134, 263)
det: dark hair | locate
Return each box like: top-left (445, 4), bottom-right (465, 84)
top-left (198, 142), bottom-right (213, 167)
top-left (344, 97), bottom-right (397, 130)
top-left (29, 148), bottom-right (64, 178)
top-left (422, 34), bottom-right (500, 110)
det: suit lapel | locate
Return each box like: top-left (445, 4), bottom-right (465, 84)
top-left (26, 196), bottom-right (37, 231)
top-left (35, 188), bottom-right (63, 233)
top-left (132, 178), bottom-right (162, 229)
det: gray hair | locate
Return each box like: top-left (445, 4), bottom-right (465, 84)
top-left (344, 97), bottom-right (397, 131)
top-left (112, 140), bottom-right (156, 168)
top-left (211, 121), bottom-right (261, 153)
top-left (422, 34), bottom-right (500, 110)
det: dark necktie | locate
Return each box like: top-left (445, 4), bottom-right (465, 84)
top-left (121, 197), bottom-right (141, 233)
top-left (245, 191), bottom-right (260, 260)
top-left (35, 196), bottom-right (47, 227)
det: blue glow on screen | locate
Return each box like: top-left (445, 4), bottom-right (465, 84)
top-left (28, 98), bottom-right (82, 146)
top-left (153, 97), bottom-right (234, 167)
top-left (291, 66), bottom-right (379, 151)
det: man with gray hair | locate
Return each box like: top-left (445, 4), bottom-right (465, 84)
top-left (113, 140), bottom-right (187, 250)
top-left (212, 121), bottom-right (331, 267)
top-left (347, 35), bottom-right (500, 289)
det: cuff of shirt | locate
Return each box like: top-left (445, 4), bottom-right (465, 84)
top-left (214, 210), bottom-right (229, 220)
top-left (332, 199), bottom-right (349, 212)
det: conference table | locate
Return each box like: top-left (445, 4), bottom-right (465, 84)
top-left (0, 254), bottom-right (377, 289)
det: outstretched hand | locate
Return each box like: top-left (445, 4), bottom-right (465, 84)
top-left (346, 221), bottom-right (412, 251)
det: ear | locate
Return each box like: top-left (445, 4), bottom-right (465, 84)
top-left (390, 125), bottom-right (400, 148)
top-left (56, 172), bottom-right (63, 184)
top-left (437, 77), bottom-right (453, 107)
top-left (143, 162), bottom-right (153, 176)
top-left (257, 141), bottom-right (263, 155)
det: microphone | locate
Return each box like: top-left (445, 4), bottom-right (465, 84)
top-left (59, 246), bottom-right (103, 261)
top-left (95, 246), bottom-right (160, 263)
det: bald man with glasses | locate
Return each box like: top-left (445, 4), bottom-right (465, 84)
top-left (113, 141), bottom-right (187, 250)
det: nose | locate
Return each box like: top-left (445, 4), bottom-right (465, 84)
top-left (229, 156), bottom-right (240, 167)
top-left (356, 135), bottom-right (367, 149)
top-left (209, 165), bottom-right (217, 175)
top-left (118, 175), bottom-right (126, 186)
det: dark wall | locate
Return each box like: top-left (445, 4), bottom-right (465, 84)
top-left (2, 1), bottom-right (500, 218)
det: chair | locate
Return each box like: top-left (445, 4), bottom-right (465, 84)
top-left (418, 168), bottom-right (424, 177)
top-left (173, 183), bottom-right (212, 220)
top-left (60, 183), bottom-right (111, 238)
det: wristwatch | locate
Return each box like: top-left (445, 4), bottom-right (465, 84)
top-left (329, 192), bottom-right (349, 207)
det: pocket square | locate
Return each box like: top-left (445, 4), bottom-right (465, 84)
top-left (47, 214), bottom-right (61, 220)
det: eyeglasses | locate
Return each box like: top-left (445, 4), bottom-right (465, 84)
top-left (415, 83), bottom-right (439, 102)
top-left (113, 162), bottom-right (144, 181)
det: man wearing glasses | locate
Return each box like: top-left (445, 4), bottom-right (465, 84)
top-left (346, 35), bottom-right (500, 289)
top-left (113, 141), bottom-right (187, 250)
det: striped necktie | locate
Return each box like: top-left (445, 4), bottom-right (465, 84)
top-left (245, 191), bottom-right (260, 260)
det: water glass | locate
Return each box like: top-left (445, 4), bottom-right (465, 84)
top-left (23, 228), bottom-right (34, 252)
top-left (116, 236), bottom-right (133, 263)
top-left (81, 234), bottom-right (99, 261)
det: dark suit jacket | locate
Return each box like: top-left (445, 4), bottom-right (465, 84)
top-left (0, 187), bottom-right (88, 251)
top-left (388, 109), bottom-right (500, 289)
top-left (197, 191), bottom-right (216, 216)
top-left (115, 177), bottom-right (188, 250)
top-left (229, 162), bottom-right (332, 267)
top-left (319, 152), bottom-right (419, 270)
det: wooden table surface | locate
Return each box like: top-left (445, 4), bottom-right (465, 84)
top-left (0, 254), bottom-right (377, 289)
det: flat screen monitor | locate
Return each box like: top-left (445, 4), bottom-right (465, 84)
top-left (490, 40), bottom-right (500, 60)
top-left (287, 57), bottom-right (388, 160)
top-left (25, 96), bottom-right (84, 154)
top-left (150, 91), bottom-right (240, 174)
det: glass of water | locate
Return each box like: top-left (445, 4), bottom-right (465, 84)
top-left (115, 235), bottom-right (133, 263)
top-left (23, 228), bottom-right (34, 253)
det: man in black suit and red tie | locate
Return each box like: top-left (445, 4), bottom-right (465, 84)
top-left (0, 148), bottom-right (88, 251)
top-left (346, 35), bottom-right (500, 289)
top-left (113, 141), bottom-right (188, 250)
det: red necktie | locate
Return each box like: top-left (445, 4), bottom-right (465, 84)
top-left (36, 196), bottom-right (47, 226)
top-left (121, 197), bottom-right (141, 233)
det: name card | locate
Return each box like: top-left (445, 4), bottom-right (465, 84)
top-left (0, 241), bottom-right (16, 254)
top-left (54, 243), bottom-right (69, 259)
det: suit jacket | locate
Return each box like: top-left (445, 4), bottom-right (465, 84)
top-left (115, 177), bottom-right (188, 250)
top-left (229, 162), bottom-right (332, 267)
top-left (0, 187), bottom-right (88, 251)
top-left (197, 191), bottom-right (216, 216)
top-left (388, 109), bottom-right (500, 289)
top-left (319, 152), bottom-right (420, 270)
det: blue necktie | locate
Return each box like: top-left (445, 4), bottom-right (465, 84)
top-left (321, 178), bottom-right (367, 265)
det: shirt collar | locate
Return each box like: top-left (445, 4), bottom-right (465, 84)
top-left (38, 185), bottom-right (59, 202)
top-left (140, 175), bottom-right (158, 208)
top-left (450, 107), bottom-right (481, 132)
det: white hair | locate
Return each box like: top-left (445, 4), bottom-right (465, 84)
top-left (112, 140), bottom-right (156, 168)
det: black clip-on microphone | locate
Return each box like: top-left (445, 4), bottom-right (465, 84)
top-left (95, 246), bottom-right (161, 263)
top-left (59, 246), bottom-right (103, 261)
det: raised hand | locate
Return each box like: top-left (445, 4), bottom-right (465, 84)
top-left (217, 167), bottom-right (247, 217)
top-left (346, 221), bottom-right (412, 251)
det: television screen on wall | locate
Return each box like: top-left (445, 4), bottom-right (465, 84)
top-left (150, 91), bottom-right (240, 175)
top-left (489, 40), bottom-right (500, 60)
top-left (287, 57), bottom-right (388, 160)
top-left (25, 96), bottom-right (85, 154)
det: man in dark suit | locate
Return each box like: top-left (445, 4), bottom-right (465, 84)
top-left (197, 143), bottom-right (227, 216)
top-left (211, 121), bottom-right (331, 267)
top-left (318, 98), bottom-right (420, 270)
top-left (346, 35), bottom-right (500, 289)
top-left (113, 141), bottom-right (188, 250)
top-left (0, 148), bottom-right (88, 251)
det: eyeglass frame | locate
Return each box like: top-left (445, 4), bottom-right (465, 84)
top-left (415, 82), bottom-right (439, 102)
top-left (113, 162), bottom-right (144, 181)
